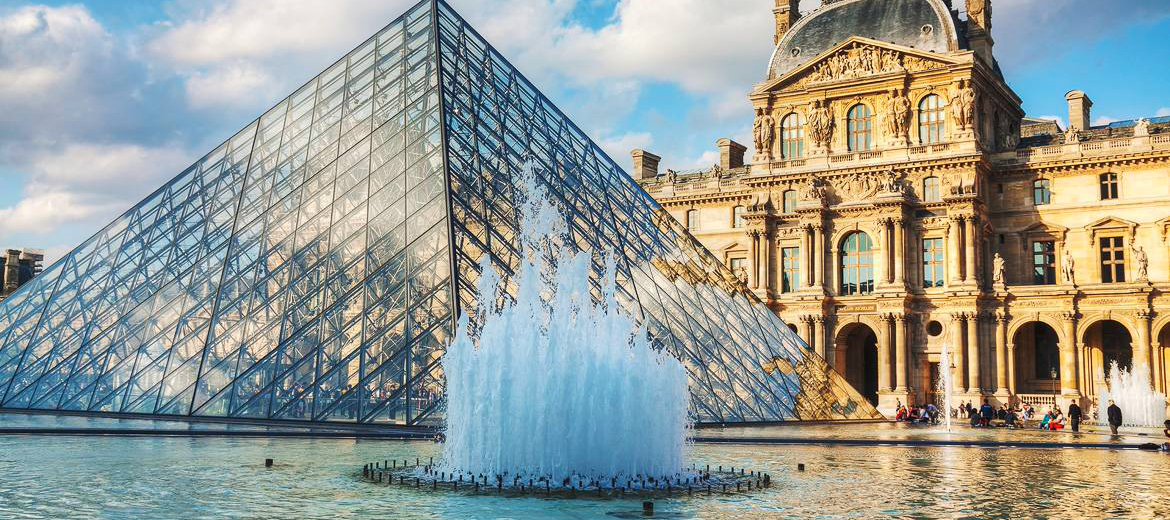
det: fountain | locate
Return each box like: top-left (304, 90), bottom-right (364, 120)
top-left (439, 162), bottom-right (691, 483)
top-left (936, 342), bottom-right (955, 432)
top-left (1095, 362), bottom-right (1168, 427)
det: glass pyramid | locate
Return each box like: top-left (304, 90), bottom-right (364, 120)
top-left (0, 0), bottom-right (879, 426)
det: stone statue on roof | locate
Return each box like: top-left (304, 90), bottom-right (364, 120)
top-left (1134, 118), bottom-right (1151, 138)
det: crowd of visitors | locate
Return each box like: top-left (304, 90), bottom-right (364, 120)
top-left (892, 398), bottom-right (1141, 438)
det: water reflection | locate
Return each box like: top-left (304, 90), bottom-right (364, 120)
top-left (0, 435), bottom-right (1167, 519)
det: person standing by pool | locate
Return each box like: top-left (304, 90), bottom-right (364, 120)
top-left (1068, 400), bottom-right (1082, 432)
top-left (1107, 400), bottom-right (1123, 435)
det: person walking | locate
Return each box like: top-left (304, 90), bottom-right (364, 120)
top-left (1107, 399), bottom-right (1123, 435)
top-left (1068, 400), bottom-right (1082, 432)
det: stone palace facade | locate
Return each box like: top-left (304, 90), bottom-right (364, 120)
top-left (635, 0), bottom-right (1170, 417)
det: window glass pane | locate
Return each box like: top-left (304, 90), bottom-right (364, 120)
top-left (922, 238), bottom-right (944, 288)
top-left (782, 247), bottom-right (801, 293)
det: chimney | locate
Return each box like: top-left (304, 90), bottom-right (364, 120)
top-left (774, 0), bottom-right (800, 45)
top-left (630, 149), bottom-right (662, 180)
top-left (966, 0), bottom-right (994, 65)
top-left (1065, 90), bottom-right (1093, 132)
top-left (716, 138), bottom-right (747, 170)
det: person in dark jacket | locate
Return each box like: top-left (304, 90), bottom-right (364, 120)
top-left (976, 399), bottom-right (991, 426)
top-left (1068, 400), bottom-right (1082, 432)
top-left (1107, 400), bottom-right (1123, 435)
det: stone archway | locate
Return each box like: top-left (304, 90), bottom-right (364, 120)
top-left (1012, 321), bottom-right (1061, 396)
top-left (1084, 320), bottom-right (1134, 391)
top-left (835, 323), bottom-right (879, 406)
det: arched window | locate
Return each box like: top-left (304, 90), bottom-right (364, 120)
top-left (1099, 172), bottom-right (1119, 200)
top-left (686, 209), bottom-right (699, 232)
top-left (918, 95), bottom-right (945, 144)
top-left (922, 176), bottom-right (941, 202)
top-left (732, 206), bottom-right (746, 228)
top-left (840, 232), bottom-right (875, 296)
top-left (782, 190), bottom-right (798, 214)
top-left (780, 113), bottom-right (805, 159)
top-left (1033, 179), bottom-right (1051, 206)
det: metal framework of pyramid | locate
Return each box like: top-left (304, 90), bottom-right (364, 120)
top-left (0, 0), bottom-right (879, 426)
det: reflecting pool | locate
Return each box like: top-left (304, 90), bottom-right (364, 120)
top-left (2, 427), bottom-right (1169, 519)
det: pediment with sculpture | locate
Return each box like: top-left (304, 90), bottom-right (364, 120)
top-left (760, 37), bottom-right (962, 93)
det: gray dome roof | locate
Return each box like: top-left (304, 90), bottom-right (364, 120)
top-left (769, 0), bottom-right (961, 78)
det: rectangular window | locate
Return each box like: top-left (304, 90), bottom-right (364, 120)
top-left (1100, 173), bottom-right (1119, 200)
top-left (729, 257), bottom-right (747, 277)
top-left (1100, 236), bottom-right (1126, 283)
top-left (732, 206), bottom-right (746, 228)
top-left (922, 238), bottom-right (945, 288)
top-left (687, 209), bottom-right (699, 232)
top-left (1032, 240), bottom-right (1056, 285)
top-left (922, 177), bottom-right (940, 203)
top-left (782, 247), bottom-right (801, 293)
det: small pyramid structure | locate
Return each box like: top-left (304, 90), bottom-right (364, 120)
top-left (0, 0), bottom-right (879, 425)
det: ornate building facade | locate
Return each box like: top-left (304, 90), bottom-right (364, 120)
top-left (636, 0), bottom-right (1170, 416)
top-left (0, 249), bottom-right (44, 302)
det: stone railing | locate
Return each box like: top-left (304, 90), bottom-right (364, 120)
top-left (1000, 133), bottom-right (1170, 165)
top-left (1016, 393), bottom-right (1057, 409)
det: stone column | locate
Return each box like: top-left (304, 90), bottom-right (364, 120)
top-left (878, 314), bottom-right (894, 392)
top-left (801, 226), bottom-right (813, 288)
top-left (1060, 312), bottom-right (1081, 396)
top-left (995, 313), bottom-right (1009, 396)
top-left (895, 314), bottom-right (909, 392)
top-left (799, 315), bottom-right (814, 351)
top-left (1136, 310), bottom-right (1153, 383)
top-left (964, 216), bottom-right (978, 284)
top-left (967, 312), bottom-right (982, 395)
top-left (881, 219), bottom-right (894, 284)
top-left (951, 313), bottom-right (968, 392)
top-left (750, 231), bottom-right (760, 289)
top-left (893, 218), bottom-right (905, 287)
top-left (814, 225), bottom-right (825, 288)
top-left (1007, 342), bottom-right (1017, 396)
top-left (764, 223), bottom-right (776, 298)
top-left (814, 316), bottom-right (827, 366)
top-left (948, 217), bottom-right (963, 284)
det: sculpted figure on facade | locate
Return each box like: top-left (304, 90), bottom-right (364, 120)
top-left (992, 253), bottom-right (1006, 285)
top-left (800, 43), bottom-right (940, 86)
top-left (807, 99), bottom-right (834, 152)
top-left (798, 176), bottom-right (829, 205)
top-left (754, 109), bottom-right (776, 160)
top-left (1062, 247), bottom-right (1076, 285)
top-left (1064, 126), bottom-right (1080, 145)
top-left (1133, 243), bottom-right (1149, 282)
top-left (967, 0), bottom-right (990, 31)
top-left (1134, 118), bottom-right (1151, 138)
top-left (878, 169), bottom-right (906, 195)
top-left (885, 88), bottom-right (912, 145)
top-left (952, 80), bottom-right (977, 133)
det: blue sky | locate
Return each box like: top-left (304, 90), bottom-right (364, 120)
top-left (1, 0), bottom-right (1168, 264)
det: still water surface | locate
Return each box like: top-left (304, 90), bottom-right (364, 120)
top-left (0, 428), bottom-right (1168, 519)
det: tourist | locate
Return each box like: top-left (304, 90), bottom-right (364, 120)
top-left (1050, 411), bottom-right (1065, 430)
top-left (1039, 410), bottom-right (1052, 429)
top-left (979, 399), bottom-right (994, 427)
top-left (1005, 407), bottom-right (1019, 428)
top-left (1067, 400), bottom-right (1082, 432)
top-left (926, 403), bottom-right (939, 424)
top-left (1107, 400), bottom-right (1123, 435)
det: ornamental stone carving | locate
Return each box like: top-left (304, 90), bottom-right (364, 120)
top-left (1062, 247), bottom-right (1076, 285)
top-left (1134, 118), bottom-right (1151, 138)
top-left (1064, 126), bottom-right (1080, 144)
top-left (992, 253), bottom-right (1006, 286)
top-left (952, 80), bottom-right (977, 133)
top-left (753, 109), bottom-right (776, 161)
top-left (1133, 243), bottom-right (1149, 282)
top-left (877, 169), bottom-right (906, 195)
top-left (807, 99), bottom-right (834, 152)
top-left (798, 176), bottom-right (829, 205)
top-left (885, 88), bottom-right (912, 146)
top-left (796, 43), bottom-right (946, 88)
top-left (836, 172), bottom-right (881, 201)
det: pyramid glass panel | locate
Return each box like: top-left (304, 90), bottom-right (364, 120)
top-left (0, 0), bottom-right (879, 425)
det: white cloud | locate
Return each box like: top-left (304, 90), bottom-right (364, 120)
top-left (0, 5), bottom-right (113, 97)
top-left (0, 143), bottom-right (191, 241)
top-left (1156, 107), bottom-right (1170, 118)
top-left (595, 131), bottom-right (654, 166)
top-left (1093, 116), bottom-right (1117, 126)
top-left (1033, 115), bottom-right (1066, 129)
top-left (184, 61), bottom-right (279, 108)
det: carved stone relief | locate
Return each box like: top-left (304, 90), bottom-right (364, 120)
top-left (793, 43), bottom-right (946, 88)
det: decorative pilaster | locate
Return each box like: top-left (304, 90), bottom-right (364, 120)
top-left (948, 217), bottom-right (963, 285)
top-left (878, 313), bottom-right (895, 392)
top-left (893, 218), bottom-right (905, 287)
top-left (749, 230), bottom-right (761, 289)
top-left (1136, 310), bottom-right (1153, 384)
top-left (950, 312), bottom-right (968, 391)
top-left (814, 316), bottom-right (828, 366)
top-left (967, 312), bottom-right (982, 395)
top-left (895, 314), bottom-right (909, 391)
top-left (1060, 311), bottom-right (1081, 397)
top-left (813, 225), bottom-right (825, 288)
top-left (995, 312), bottom-right (1009, 397)
top-left (801, 225), bottom-right (813, 288)
top-left (964, 215), bottom-right (978, 284)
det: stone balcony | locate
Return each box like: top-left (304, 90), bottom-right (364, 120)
top-left (992, 133), bottom-right (1170, 166)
